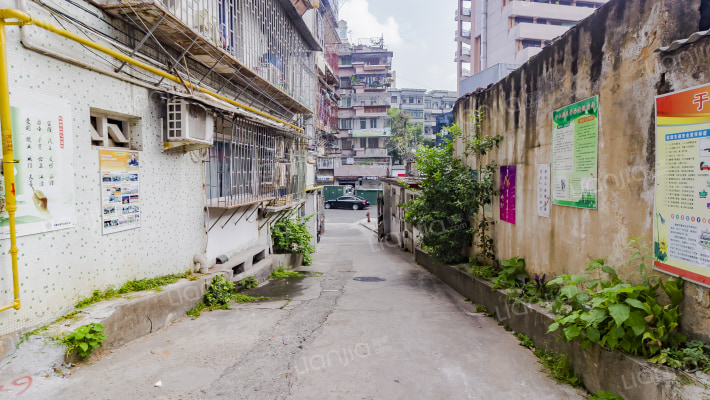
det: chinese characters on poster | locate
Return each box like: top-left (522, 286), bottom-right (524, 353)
top-left (0, 92), bottom-right (75, 238)
top-left (655, 84), bottom-right (710, 286)
top-left (552, 96), bottom-right (599, 210)
top-left (500, 165), bottom-right (516, 225)
top-left (100, 150), bottom-right (140, 235)
top-left (537, 164), bottom-right (551, 218)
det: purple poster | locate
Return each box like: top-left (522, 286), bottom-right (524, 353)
top-left (500, 165), bottom-right (517, 225)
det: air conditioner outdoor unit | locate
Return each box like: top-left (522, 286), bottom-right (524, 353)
top-left (166, 98), bottom-right (214, 144)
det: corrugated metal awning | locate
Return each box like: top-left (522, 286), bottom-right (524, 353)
top-left (656, 30), bottom-right (710, 53)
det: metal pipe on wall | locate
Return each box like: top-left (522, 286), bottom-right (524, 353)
top-left (0, 19), bottom-right (20, 312)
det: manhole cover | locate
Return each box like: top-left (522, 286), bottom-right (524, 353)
top-left (353, 277), bottom-right (386, 282)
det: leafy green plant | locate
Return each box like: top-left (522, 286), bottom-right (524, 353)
top-left (61, 323), bottom-right (106, 359)
top-left (239, 276), bottom-right (259, 289)
top-left (401, 112), bottom-right (502, 264)
top-left (547, 238), bottom-right (686, 359)
top-left (469, 264), bottom-right (499, 280)
top-left (589, 391), bottom-right (624, 400)
top-left (492, 257), bottom-right (527, 290)
top-left (272, 214), bottom-right (316, 265)
top-left (269, 267), bottom-right (307, 279)
top-left (475, 304), bottom-right (488, 314)
top-left (515, 333), bottom-right (535, 349)
top-left (649, 340), bottom-right (710, 372)
top-left (204, 275), bottom-right (235, 307)
top-left (533, 348), bottom-right (582, 387)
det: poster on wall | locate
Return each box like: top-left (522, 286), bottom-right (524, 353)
top-left (537, 163), bottom-right (551, 218)
top-left (500, 165), bottom-right (516, 225)
top-left (551, 96), bottom-right (599, 209)
top-left (100, 150), bottom-right (140, 235)
top-left (0, 91), bottom-right (75, 239)
top-left (654, 84), bottom-right (710, 287)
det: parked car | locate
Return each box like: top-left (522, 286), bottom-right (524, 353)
top-left (324, 196), bottom-right (369, 210)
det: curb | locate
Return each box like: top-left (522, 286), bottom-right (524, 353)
top-left (357, 219), bottom-right (377, 233)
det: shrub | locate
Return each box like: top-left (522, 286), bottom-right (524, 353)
top-left (204, 275), bottom-right (235, 307)
top-left (401, 113), bottom-right (502, 265)
top-left (272, 214), bottom-right (315, 265)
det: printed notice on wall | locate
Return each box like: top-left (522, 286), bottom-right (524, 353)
top-left (552, 96), bottom-right (599, 209)
top-left (537, 164), bottom-right (551, 218)
top-left (0, 91), bottom-right (75, 239)
top-left (654, 84), bottom-right (710, 286)
top-left (500, 165), bottom-right (516, 225)
top-left (100, 150), bottom-right (140, 235)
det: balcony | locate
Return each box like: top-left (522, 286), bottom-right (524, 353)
top-left (99, 0), bottom-right (316, 115)
top-left (455, 48), bottom-right (471, 62)
top-left (356, 148), bottom-right (389, 157)
top-left (455, 8), bottom-right (472, 21)
top-left (317, 157), bottom-right (342, 169)
top-left (352, 128), bottom-right (392, 137)
top-left (335, 165), bottom-right (390, 178)
top-left (455, 29), bottom-right (471, 39)
top-left (354, 106), bottom-right (389, 117)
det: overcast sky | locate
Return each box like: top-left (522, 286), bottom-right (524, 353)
top-left (339, 0), bottom-right (458, 92)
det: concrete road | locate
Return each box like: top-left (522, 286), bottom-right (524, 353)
top-left (25, 221), bottom-right (586, 400)
top-left (323, 207), bottom-right (372, 223)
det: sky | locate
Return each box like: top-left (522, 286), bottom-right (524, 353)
top-left (338, 0), bottom-right (459, 92)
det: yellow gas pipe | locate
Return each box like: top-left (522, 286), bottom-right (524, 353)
top-left (0, 18), bottom-right (20, 312)
top-left (0, 9), bottom-right (303, 133)
top-left (0, 7), bottom-right (307, 313)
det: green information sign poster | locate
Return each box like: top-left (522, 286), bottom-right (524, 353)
top-left (551, 96), bottom-right (599, 209)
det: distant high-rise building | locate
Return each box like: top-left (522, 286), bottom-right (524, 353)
top-left (456, 0), bottom-right (609, 95)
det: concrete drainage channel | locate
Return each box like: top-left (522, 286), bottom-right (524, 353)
top-left (0, 252), bottom-right (297, 379)
top-left (414, 249), bottom-right (710, 400)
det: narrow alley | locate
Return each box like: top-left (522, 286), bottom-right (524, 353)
top-left (22, 214), bottom-right (584, 399)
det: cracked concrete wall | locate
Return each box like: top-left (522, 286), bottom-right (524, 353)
top-left (454, 0), bottom-right (710, 340)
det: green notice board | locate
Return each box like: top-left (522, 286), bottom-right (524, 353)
top-left (551, 96), bottom-right (599, 209)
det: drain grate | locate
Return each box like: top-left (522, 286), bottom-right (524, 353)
top-left (353, 277), bottom-right (386, 282)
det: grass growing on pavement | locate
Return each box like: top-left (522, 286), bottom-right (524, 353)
top-left (269, 267), bottom-right (307, 279)
top-left (76, 271), bottom-right (197, 308)
top-left (188, 276), bottom-right (267, 319)
top-left (515, 333), bottom-right (535, 349)
top-left (235, 294), bottom-right (266, 303)
top-left (588, 392), bottom-right (624, 400)
top-left (474, 304), bottom-right (488, 314)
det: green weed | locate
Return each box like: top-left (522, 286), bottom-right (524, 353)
top-left (269, 267), bottom-right (307, 279)
top-left (533, 348), bottom-right (582, 387)
top-left (61, 323), bottom-right (106, 359)
top-left (515, 333), bottom-right (535, 349)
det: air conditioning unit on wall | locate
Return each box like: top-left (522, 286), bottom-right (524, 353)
top-left (166, 98), bottom-right (214, 144)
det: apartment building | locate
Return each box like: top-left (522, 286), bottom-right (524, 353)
top-left (0, 0), bottom-right (323, 342)
top-left (329, 24), bottom-right (394, 186)
top-left (389, 89), bottom-right (458, 138)
top-left (456, 0), bottom-right (608, 94)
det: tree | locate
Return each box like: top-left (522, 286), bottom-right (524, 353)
top-left (387, 108), bottom-right (424, 164)
top-left (401, 111), bottom-right (502, 264)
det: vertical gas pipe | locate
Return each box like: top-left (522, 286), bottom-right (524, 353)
top-left (0, 19), bottom-right (21, 312)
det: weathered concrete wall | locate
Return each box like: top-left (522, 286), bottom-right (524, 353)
top-left (453, 0), bottom-right (710, 340)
